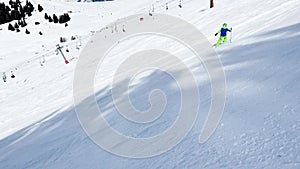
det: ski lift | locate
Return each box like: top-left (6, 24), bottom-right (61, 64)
top-left (179, 0), bottom-right (182, 8)
top-left (111, 25), bottom-right (114, 33)
top-left (2, 72), bottom-right (7, 82)
top-left (122, 24), bottom-right (126, 32)
top-left (11, 71), bottom-right (15, 78)
top-left (114, 23), bottom-right (118, 32)
top-left (40, 56), bottom-right (46, 66)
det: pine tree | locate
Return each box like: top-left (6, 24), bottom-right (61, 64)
top-left (8, 23), bottom-right (15, 31)
top-left (25, 28), bottom-right (30, 34)
top-left (20, 19), bottom-right (27, 27)
top-left (60, 37), bottom-right (66, 43)
top-left (59, 13), bottom-right (70, 23)
top-left (53, 14), bottom-right (58, 23)
top-left (14, 22), bottom-right (19, 28)
top-left (44, 13), bottom-right (48, 20)
top-left (38, 4), bottom-right (43, 12)
top-left (27, 11), bottom-right (32, 17)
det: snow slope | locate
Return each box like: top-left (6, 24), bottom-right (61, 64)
top-left (0, 0), bottom-right (300, 168)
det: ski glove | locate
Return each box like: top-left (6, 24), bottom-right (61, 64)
top-left (215, 33), bottom-right (218, 36)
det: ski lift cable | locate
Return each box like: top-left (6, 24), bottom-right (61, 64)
top-left (3, 0), bottom-right (195, 74)
top-left (3, 32), bottom-right (92, 73)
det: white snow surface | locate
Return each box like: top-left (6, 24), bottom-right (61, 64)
top-left (0, 0), bottom-right (300, 168)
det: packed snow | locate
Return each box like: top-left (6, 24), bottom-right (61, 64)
top-left (0, 0), bottom-right (299, 168)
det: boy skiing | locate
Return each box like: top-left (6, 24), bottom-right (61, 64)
top-left (215, 23), bottom-right (232, 47)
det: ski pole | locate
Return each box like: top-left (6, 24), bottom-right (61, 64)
top-left (230, 29), bottom-right (233, 43)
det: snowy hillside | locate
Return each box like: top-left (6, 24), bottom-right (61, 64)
top-left (0, 0), bottom-right (300, 168)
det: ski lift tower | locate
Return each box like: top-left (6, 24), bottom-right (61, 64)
top-left (56, 44), bottom-right (69, 64)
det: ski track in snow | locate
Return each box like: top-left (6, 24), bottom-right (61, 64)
top-left (0, 0), bottom-right (300, 168)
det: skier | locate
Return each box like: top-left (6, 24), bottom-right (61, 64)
top-left (2, 72), bottom-right (7, 82)
top-left (215, 23), bottom-right (232, 47)
top-left (210, 0), bottom-right (214, 8)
